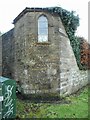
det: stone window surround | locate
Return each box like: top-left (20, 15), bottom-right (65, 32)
top-left (38, 15), bottom-right (48, 42)
top-left (35, 13), bottom-right (50, 44)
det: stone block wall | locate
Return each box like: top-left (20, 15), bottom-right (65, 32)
top-left (60, 70), bottom-right (88, 96)
top-left (0, 36), bottom-right (2, 75)
top-left (1, 8), bottom-right (88, 96)
top-left (59, 29), bottom-right (88, 95)
top-left (14, 11), bottom-right (61, 94)
top-left (2, 29), bottom-right (15, 78)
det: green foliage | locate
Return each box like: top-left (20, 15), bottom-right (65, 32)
top-left (48, 7), bottom-right (79, 34)
top-left (16, 99), bottom-right (58, 118)
top-left (47, 87), bottom-right (88, 118)
top-left (47, 7), bottom-right (84, 69)
top-left (16, 86), bottom-right (88, 118)
top-left (47, 7), bottom-right (79, 36)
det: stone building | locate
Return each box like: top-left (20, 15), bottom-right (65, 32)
top-left (0, 36), bottom-right (2, 76)
top-left (0, 7), bottom-right (88, 96)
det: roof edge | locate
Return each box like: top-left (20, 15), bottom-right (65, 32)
top-left (13, 7), bottom-right (29, 24)
top-left (13, 7), bottom-right (58, 24)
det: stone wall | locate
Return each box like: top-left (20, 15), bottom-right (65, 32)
top-left (2, 29), bottom-right (15, 78)
top-left (14, 11), bottom-right (61, 94)
top-left (60, 70), bottom-right (88, 96)
top-left (0, 36), bottom-right (2, 75)
top-left (58, 26), bottom-right (88, 96)
top-left (1, 8), bottom-right (88, 96)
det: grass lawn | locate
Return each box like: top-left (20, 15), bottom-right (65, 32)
top-left (47, 87), bottom-right (88, 118)
top-left (16, 86), bottom-right (88, 118)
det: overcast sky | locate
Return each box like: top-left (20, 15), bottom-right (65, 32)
top-left (0, 0), bottom-right (89, 40)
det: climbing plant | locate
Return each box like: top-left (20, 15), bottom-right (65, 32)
top-left (47, 7), bottom-right (85, 70)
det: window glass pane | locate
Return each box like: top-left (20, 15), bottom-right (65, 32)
top-left (38, 28), bottom-right (48, 35)
top-left (38, 35), bottom-right (48, 42)
top-left (38, 22), bottom-right (48, 29)
top-left (38, 15), bottom-right (48, 42)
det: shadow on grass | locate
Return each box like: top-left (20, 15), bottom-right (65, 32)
top-left (16, 92), bottom-right (71, 104)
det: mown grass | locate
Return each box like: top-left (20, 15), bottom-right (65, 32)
top-left (16, 86), bottom-right (88, 118)
top-left (47, 87), bottom-right (88, 118)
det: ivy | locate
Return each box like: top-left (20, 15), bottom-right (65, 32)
top-left (47, 7), bottom-right (85, 70)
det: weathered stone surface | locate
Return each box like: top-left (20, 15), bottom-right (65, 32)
top-left (0, 36), bottom-right (2, 75)
top-left (2, 29), bottom-right (14, 78)
top-left (1, 8), bottom-right (88, 96)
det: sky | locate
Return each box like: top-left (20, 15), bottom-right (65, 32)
top-left (0, 0), bottom-right (89, 40)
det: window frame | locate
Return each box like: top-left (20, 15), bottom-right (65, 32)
top-left (38, 15), bottom-right (48, 43)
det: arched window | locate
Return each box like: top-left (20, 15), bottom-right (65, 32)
top-left (38, 15), bottom-right (48, 42)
